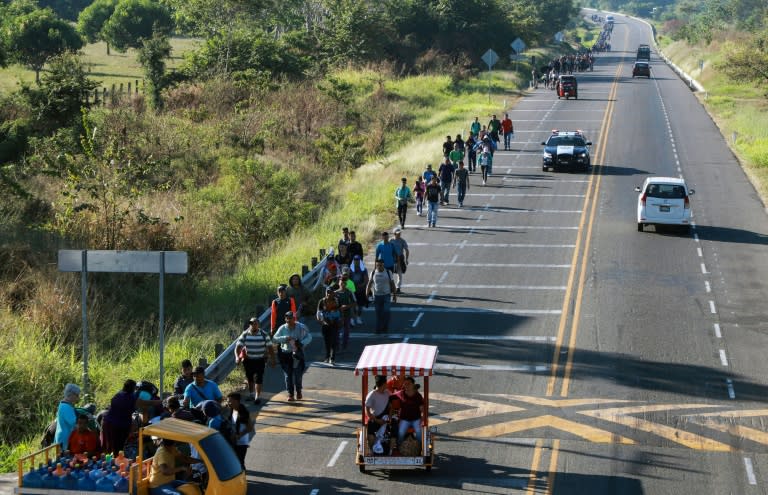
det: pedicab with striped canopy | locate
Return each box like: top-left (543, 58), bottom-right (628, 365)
top-left (354, 343), bottom-right (439, 472)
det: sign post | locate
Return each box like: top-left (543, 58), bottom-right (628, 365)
top-left (58, 250), bottom-right (188, 396)
top-left (511, 38), bottom-right (526, 73)
top-left (481, 49), bottom-right (499, 103)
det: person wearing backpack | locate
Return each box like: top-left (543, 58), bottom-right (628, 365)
top-left (235, 318), bottom-right (271, 404)
top-left (425, 175), bottom-right (441, 228)
top-left (366, 259), bottom-right (397, 334)
top-left (53, 383), bottom-right (81, 448)
top-left (226, 393), bottom-right (254, 469)
top-left (199, 400), bottom-right (237, 449)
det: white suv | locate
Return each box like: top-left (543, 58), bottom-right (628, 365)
top-left (635, 177), bottom-right (695, 232)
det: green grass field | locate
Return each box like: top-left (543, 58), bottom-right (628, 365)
top-left (0, 37), bottom-right (200, 94)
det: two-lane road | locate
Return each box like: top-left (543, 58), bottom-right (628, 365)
top-left (243, 13), bottom-right (768, 495)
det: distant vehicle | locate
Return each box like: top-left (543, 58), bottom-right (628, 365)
top-left (635, 177), bottom-right (695, 232)
top-left (606, 14), bottom-right (614, 23)
top-left (632, 61), bottom-right (651, 78)
top-left (637, 44), bottom-right (651, 60)
top-left (541, 130), bottom-right (592, 172)
top-left (556, 74), bottom-right (578, 99)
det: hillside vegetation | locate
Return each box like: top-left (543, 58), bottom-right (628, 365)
top-left (0, 6), bottom-right (595, 468)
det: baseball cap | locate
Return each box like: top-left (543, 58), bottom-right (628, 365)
top-left (393, 227), bottom-right (402, 234)
top-left (192, 366), bottom-right (206, 375)
top-left (284, 311), bottom-right (295, 319)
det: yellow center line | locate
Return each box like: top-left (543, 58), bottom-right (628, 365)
top-left (559, 64), bottom-right (621, 398)
top-left (525, 439), bottom-right (544, 494)
top-left (545, 439), bottom-right (560, 495)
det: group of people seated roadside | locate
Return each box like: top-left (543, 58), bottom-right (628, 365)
top-left (53, 360), bottom-right (254, 495)
top-left (365, 375), bottom-right (425, 456)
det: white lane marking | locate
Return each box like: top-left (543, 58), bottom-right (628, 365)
top-left (696, 247), bottom-right (703, 257)
top-left (701, 263), bottom-right (708, 274)
top-left (383, 307), bottom-right (561, 315)
top-left (502, 178), bottom-right (590, 183)
top-left (705, 281), bottom-right (711, 293)
top-left (402, 336), bottom-right (410, 343)
top-left (410, 262), bottom-right (570, 268)
top-left (727, 379), bottom-right (736, 400)
top-left (426, 290), bottom-right (437, 303)
top-left (709, 301), bottom-right (717, 314)
top-left (310, 489), bottom-right (320, 495)
top-left (407, 242), bottom-right (576, 248)
top-left (714, 323), bottom-right (722, 338)
top-left (467, 193), bottom-right (586, 197)
top-left (744, 457), bottom-right (757, 485)
top-left (406, 284), bottom-right (566, 290)
top-left (450, 254), bottom-right (458, 264)
top-left (326, 440), bottom-right (348, 467)
top-left (428, 225), bottom-right (579, 230)
top-left (694, 233), bottom-right (700, 242)
top-left (437, 364), bottom-right (549, 372)
top-left (316, 333), bottom-right (557, 341)
top-left (719, 350), bottom-right (729, 367)
top-left (438, 271), bottom-right (449, 283)
top-left (412, 312), bottom-right (424, 328)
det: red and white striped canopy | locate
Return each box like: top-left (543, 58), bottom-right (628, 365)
top-left (354, 343), bottom-right (439, 376)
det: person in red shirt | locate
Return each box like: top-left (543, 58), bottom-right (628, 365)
top-left (501, 113), bottom-right (514, 151)
top-left (392, 376), bottom-right (424, 446)
top-left (68, 414), bottom-right (101, 455)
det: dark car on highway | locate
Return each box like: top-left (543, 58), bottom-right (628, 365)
top-left (541, 130), bottom-right (592, 172)
top-left (632, 61), bottom-right (650, 78)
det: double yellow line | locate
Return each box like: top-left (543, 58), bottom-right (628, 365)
top-left (526, 63), bottom-right (623, 494)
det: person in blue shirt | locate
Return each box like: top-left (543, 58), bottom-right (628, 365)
top-left (183, 367), bottom-right (223, 408)
top-left (374, 231), bottom-right (399, 274)
top-left (54, 383), bottom-right (81, 447)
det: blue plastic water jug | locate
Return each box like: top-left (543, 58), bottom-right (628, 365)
top-left (95, 474), bottom-right (116, 492)
top-left (113, 473), bottom-right (129, 493)
top-left (77, 471), bottom-right (96, 491)
top-left (22, 468), bottom-right (42, 488)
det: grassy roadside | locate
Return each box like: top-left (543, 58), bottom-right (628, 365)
top-left (0, 37), bottom-right (200, 94)
top-left (657, 34), bottom-right (768, 202)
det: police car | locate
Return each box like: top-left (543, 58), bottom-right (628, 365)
top-left (541, 130), bottom-right (592, 172)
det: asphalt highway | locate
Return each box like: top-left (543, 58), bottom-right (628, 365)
top-left (242, 13), bottom-right (768, 495)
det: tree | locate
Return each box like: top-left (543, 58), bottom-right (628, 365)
top-left (101, 0), bottom-right (174, 52)
top-left (77, 0), bottom-right (119, 54)
top-left (717, 29), bottom-right (768, 95)
top-left (37, 0), bottom-right (93, 21)
top-left (137, 32), bottom-right (171, 109)
top-left (22, 52), bottom-right (100, 133)
top-left (6, 8), bottom-right (84, 83)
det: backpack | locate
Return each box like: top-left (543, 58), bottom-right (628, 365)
top-left (217, 416), bottom-right (237, 447)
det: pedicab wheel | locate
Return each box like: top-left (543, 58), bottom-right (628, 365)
top-left (425, 465), bottom-right (432, 472)
top-left (637, 223), bottom-right (644, 232)
top-left (359, 464), bottom-right (366, 473)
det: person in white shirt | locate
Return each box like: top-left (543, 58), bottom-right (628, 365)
top-left (272, 311), bottom-right (312, 401)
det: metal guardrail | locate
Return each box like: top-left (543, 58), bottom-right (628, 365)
top-left (204, 247), bottom-right (334, 385)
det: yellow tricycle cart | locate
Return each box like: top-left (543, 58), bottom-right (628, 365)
top-left (354, 343), bottom-right (439, 472)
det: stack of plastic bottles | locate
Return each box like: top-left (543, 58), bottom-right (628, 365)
top-left (22, 450), bottom-right (135, 492)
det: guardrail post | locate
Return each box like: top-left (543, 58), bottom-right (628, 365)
top-left (319, 248), bottom-right (326, 259)
top-left (214, 343), bottom-right (224, 357)
top-left (311, 257), bottom-right (318, 267)
top-left (302, 265), bottom-right (309, 276)
top-left (198, 358), bottom-right (208, 368)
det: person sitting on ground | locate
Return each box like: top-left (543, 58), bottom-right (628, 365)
top-left (148, 438), bottom-right (199, 495)
top-left (68, 413), bottom-right (101, 455)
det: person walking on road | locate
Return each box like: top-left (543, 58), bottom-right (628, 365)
top-left (272, 311), bottom-right (312, 401)
top-left (453, 161), bottom-right (470, 207)
top-left (488, 114), bottom-right (502, 145)
top-left (438, 157), bottom-right (454, 205)
top-left (375, 231), bottom-right (399, 275)
top-left (366, 259), bottom-right (396, 334)
top-left (501, 113), bottom-right (514, 151)
top-left (394, 177), bottom-right (413, 230)
top-left (479, 148), bottom-right (493, 186)
top-left (235, 318), bottom-right (271, 404)
top-left (413, 176), bottom-right (426, 217)
top-left (390, 227), bottom-right (409, 294)
top-left (425, 176), bottom-right (441, 228)
top-left (316, 287), bottom-right (341, 365)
